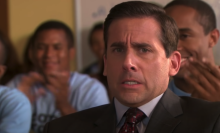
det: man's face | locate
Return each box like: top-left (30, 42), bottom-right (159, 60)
top-left (166, 5), bottom-right (211, 78)
top-left (90, 29), bottom-right (105, 61)
top-left (103, 18), bottom-right (176, 107)
top-left (33, 29), bottom-right (74, 76)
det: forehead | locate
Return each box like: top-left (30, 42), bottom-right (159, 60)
top-left (107, 17), bottom-right (161, 44)
top-left (35, 29), bottom-right (68, 44)
top-left (165, 5), bottom-right (200, 29)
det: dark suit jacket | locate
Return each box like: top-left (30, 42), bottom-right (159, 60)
top-left (43, 89), bottom-right (220, 133)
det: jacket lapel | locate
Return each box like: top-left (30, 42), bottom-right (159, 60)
top-left (145, 89), bottom-right (183, 133)
top-left (88, 103), bottom-right (117, 133)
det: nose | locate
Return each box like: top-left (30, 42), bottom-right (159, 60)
top-left (177, 41), bottom-right (183, 51)
top-left (44, 46), bottom-right (55, 58)
top-left (122, 50), bottom-right (138, 72)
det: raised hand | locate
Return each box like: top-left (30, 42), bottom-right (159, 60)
top-left (45, 71), bottom-right (76, 115)
top-left (18, 72), bottom-right (45, 103)
top-left (183, 57), bottom-right (220, 102)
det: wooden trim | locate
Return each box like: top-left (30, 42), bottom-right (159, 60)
top-left (0, 0), bottom-right (9, 36)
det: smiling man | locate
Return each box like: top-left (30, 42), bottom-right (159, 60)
top-left (7, 20), bottom-right (109, 133)
top-left (43, 1), bottom-right (220, 133)
top-left (165, 0), bottom-right (220, 101)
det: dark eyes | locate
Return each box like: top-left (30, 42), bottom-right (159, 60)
top-left (35, 45), bottom-right (61, 50)
top-left (113, 48), bottom-right (123, 52)
top-left (113, 48), bottom-right (149, 53)
top-left (140, 48), bottom-right (148, 53)
top-left (36, 45), bottom-right (45, 50)
top-left (179, 34), bottom-right (189, 40)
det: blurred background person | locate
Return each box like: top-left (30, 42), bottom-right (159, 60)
top-left (7, 20), bottom-right (109, 133)
top-left (0, 31), bottom-right (23, 85)
top-left (82, 22), bottom-right (112, 101)
top-left (0, 31), bottom-right (32, 133)
top-left (165, 0), bottom-right (220, 101)
top-left (82, 22), bottom-right (105, 75)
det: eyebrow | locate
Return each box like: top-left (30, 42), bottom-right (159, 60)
top-left (110, 42), bottom-right (153, 48)
top-left (179, 28), bottom-right (193, 32)
top-left (131, 42), bottom-right (152, 48)
top-left (110, 42), bottom-right (125, 47)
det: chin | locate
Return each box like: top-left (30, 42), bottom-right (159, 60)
top-left (118, 93), bottom-right (143, 106)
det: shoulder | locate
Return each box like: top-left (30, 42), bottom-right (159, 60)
top-left (44, 104), bottom-right (110, 132)
top-left (6, 73), bottom-right (26, 87)
top-left (70, 72), bottom-right (105, 88)
top-left (52, 104), bottom-right (110, 122)
top-left (0, 86), bottom-right (31, 113)
top-left (180, 96), bottom-right (220, 117)
top-left (0, 86), bottom-right (32, 133)
top-left (0, 86), bottom-right (29, 105)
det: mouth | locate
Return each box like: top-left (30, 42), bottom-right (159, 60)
top-left (123, 81), bottom-right (139, 85)
top-left (121, 79), bottom-right (141, 87)
top-left (43, 61), bottom-right (58, 68)
top-left (181, 58), bottom-right (187, 63)
top-left (180, 56), bottom-right (190, 66)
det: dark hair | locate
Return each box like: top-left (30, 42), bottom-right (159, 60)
top-left (23, 35), bottom-right (35, 73)
top-left (104, 1), bottom-right (179, 57)
top-left (0, 31), bottom-right (23, 85)
top-left (88, 22), bottom-right (104, 45)
top-left (164, 0), bottom-right (216, 35)
top-left (31, 20), bottom-right (74, 48)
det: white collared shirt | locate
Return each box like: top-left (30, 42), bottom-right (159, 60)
top-left (115, 93), bottom-right (163, 133)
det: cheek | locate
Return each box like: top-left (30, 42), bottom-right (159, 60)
top-left (142, 58), bottom-right (169, 80)
top-left (59, 50), bottom-right (68, 59)
top-left (35, 51), bottom-right (44, 60)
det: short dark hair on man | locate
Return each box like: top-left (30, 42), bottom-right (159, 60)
top-left (89, 22), bottom-right (104, 45)
top-left (31, 20), bottom-right (74, 48)
top-left (104, 1), bottom-right (179, 57)
top-left (164, 0), bottom-right (216, 35)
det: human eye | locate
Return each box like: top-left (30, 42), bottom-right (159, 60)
top-left (36, 44), bottom-right (45, 50)
top-left (140, 48), bottom-right (149, 53)
top-left (179, 33), bottom-right (189, 40)
top-left (113, 48), bottom-right (123, 53)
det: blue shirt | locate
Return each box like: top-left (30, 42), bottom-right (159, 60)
top-left (7, 72), bottom-right (109, 133)
top-left (168, 80), bottom-right (191, 97)
top-left (0, 86), bottom-right (32, 133)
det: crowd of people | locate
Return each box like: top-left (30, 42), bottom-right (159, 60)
top-left (0, 0), bottom-right (220, 133)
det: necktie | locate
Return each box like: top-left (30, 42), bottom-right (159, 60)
top-left (119, 107), bottom-right (146, 133)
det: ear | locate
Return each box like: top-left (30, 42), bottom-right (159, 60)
top-left (103, 54), bottom-right (107, 76)
top-left (0, 65), bottom-right (6, 79)
top-left (69, 48), bottom-right (75, 60)
top-left (209, 29), bottom-right (219, 48)
top-left (169, 51), bottom-right (181, 76)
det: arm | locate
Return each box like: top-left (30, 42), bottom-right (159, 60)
top-left (0, 87), bottom-right (32, 133)
top-left (45, 71), bottom-right (77, 116)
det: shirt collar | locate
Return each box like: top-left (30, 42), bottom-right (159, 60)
top-left (114, 93), bottom-right (164, 124)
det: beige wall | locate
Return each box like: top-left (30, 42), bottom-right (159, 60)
top-left (8, 0), bottom-right (76, 70)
